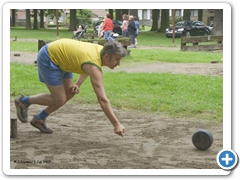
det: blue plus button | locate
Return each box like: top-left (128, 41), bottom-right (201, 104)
top-left (217, 149), bottom-right (238, 170)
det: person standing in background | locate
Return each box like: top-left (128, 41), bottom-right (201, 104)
top-left (127, 15), bottom-right (136, 48)
top-left (98, 22), bottom-right (104, 39)
top-left (121, 14), bottom-right (129, 37)
top-left (103, 13), bottom-right (114, 41)
top-left (134, 16), bottom-right (139, 45)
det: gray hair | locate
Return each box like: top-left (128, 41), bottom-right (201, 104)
top-left (101, 41), bottom-right (127, 59)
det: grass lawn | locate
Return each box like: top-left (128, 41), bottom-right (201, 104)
top-left (10, 62), bottom-right (222, 122)
top-left (9, 27), bottom-right (223, 122)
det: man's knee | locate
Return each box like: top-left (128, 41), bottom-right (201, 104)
top-left (53, 96), bottom-right (67, 107)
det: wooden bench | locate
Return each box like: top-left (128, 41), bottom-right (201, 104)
top-left (81, 38), bottom-right (131, 49)
top-left (81, 33), bottom-right (131, 52)
top-left (39, 34), bottom-right (131, 54)
top-left (84, 33), bottom-right (98, 39)
top-left (181, 35), bottom-right (223, 52)
top-left (38, 38), bottom-right (131, 55)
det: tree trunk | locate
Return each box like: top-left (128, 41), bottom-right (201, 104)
top-left (183, 9), bottom-right (191, 20)
top-left (56, 9), bottom-right (59, 38)
top-left (40, 10), bottom-right (44, 28)
top-left (11, 9), bottom-right (16, 26)
top-left (129, 9), bottom-right (137, 17)
top-left (211, 9), bottom-right (223, 35)
top-left (33, 9), bottom-right (38, 29)
top-left (122, 9), bottom-right (128, 17)
top-left (198, 9), bottom-right (203, 21)
top-left (26, 9), bottom-right (31, 29)
top-left (151, 9), bottom-right (159, 31)
top-left (158, 9), bottom-right (169, 33)
top-left (172, 9), bottom-right (176, 44)
top-left (109, 9), bottom-right (113, 19)
top-left (116, 9), bottom-right (122, 20)
top-left (69, 9), bottom-right (76, 31)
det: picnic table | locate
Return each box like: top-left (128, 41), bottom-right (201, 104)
top-left (38, 35), bottom-right (131, 55)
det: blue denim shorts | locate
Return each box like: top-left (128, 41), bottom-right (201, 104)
top-left (37, 44), bottom-right (73, 86)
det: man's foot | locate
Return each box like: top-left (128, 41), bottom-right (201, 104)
top-left (127, 45), bottom-right (136, 48)
top-left (14, 95), bottom-right (29, 123)
top-left (30, 116), bottom-right (53, 134)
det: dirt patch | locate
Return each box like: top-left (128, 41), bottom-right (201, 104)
top-left (10, 102), bottom-right (222, 169)
top-left (10, 51), bottom-right (223, 170)
top-left (10, 51), bottom-right (223, 76)
top-left (115, 62), bottom-right (223, 76)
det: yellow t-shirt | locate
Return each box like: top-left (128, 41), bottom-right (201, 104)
top-left (47, 38), bottom-right (103, 75)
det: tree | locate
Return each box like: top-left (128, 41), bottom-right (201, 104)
top-left (171, 9), bottom-right (176, 44)
top-left (158, 9), bottom-right (169, 33)
top-left (183, 9), bottom-right (191, 20)
top-left (39, 10), bottom-right (45, 28)
top-left (198, 9), bottom-right (203, 21)
top-left (122, 9), bottom-right (128, 17)
top-left (109, 9), bottom-right (113, 19)
top-left (56, 9), bottom-right (59, 37)
top-left (211, 9), bottom-right (223, 35)
top-left (77, 9), bottom-right (93, 25)
top-left (69, 9), bottom-right (76, 31)
top-left (11, 9), bottom-right (16, 26)
top-left (44, 9), bottom-right (61, 20)
top-left (115, 10), bottom-right (122, 20)
top-left (33, 9), bottom-right (38, 29)
top-left (151, 9), bottom-right (159, 31)
top-left (129, 9), bottom-right (138, 17)
top-left (25, 9), bottom-right (31, 29)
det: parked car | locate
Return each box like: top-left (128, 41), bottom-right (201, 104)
top-left (94, 20), bottom-right (122, 35)
top-left (174, 21), bottom-right (186, 27)
top-left (207, 23), bottom-right (213, 32)
top-left (166, 20), bottom-right (211, 37)
top-left (165, 21), bottom-right (186, 38)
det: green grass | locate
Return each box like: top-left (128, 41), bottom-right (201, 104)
top-left (123, 49), bottom-right (222, 64)
top-left (10, 27), bottom-right (73, 40)
top-left (138, 31), bottom-right (183, 47)
top-left (10, 63), bottom-right (223, 122)
top-left (11, 42), bottom-right (38, 52)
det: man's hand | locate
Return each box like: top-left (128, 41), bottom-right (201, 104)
top-left (114, 123), bottom-right (125, 137)
top-left (71, 84), bottom-right (79, 95)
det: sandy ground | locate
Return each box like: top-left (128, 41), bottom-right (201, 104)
top-left (10, 51), bottom-right (223, 76)
top-left (10, 51), bottom-right (223, 170)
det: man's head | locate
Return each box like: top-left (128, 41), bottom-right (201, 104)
top-left (106, 13), bottom-right (111, 19)
top-left (101, 41), bottom-right (127, 69)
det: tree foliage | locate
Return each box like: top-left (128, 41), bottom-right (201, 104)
top-left (44, 9), bottom-right (64, 20)
top-left (76, 9), bottom-right (93, 25)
